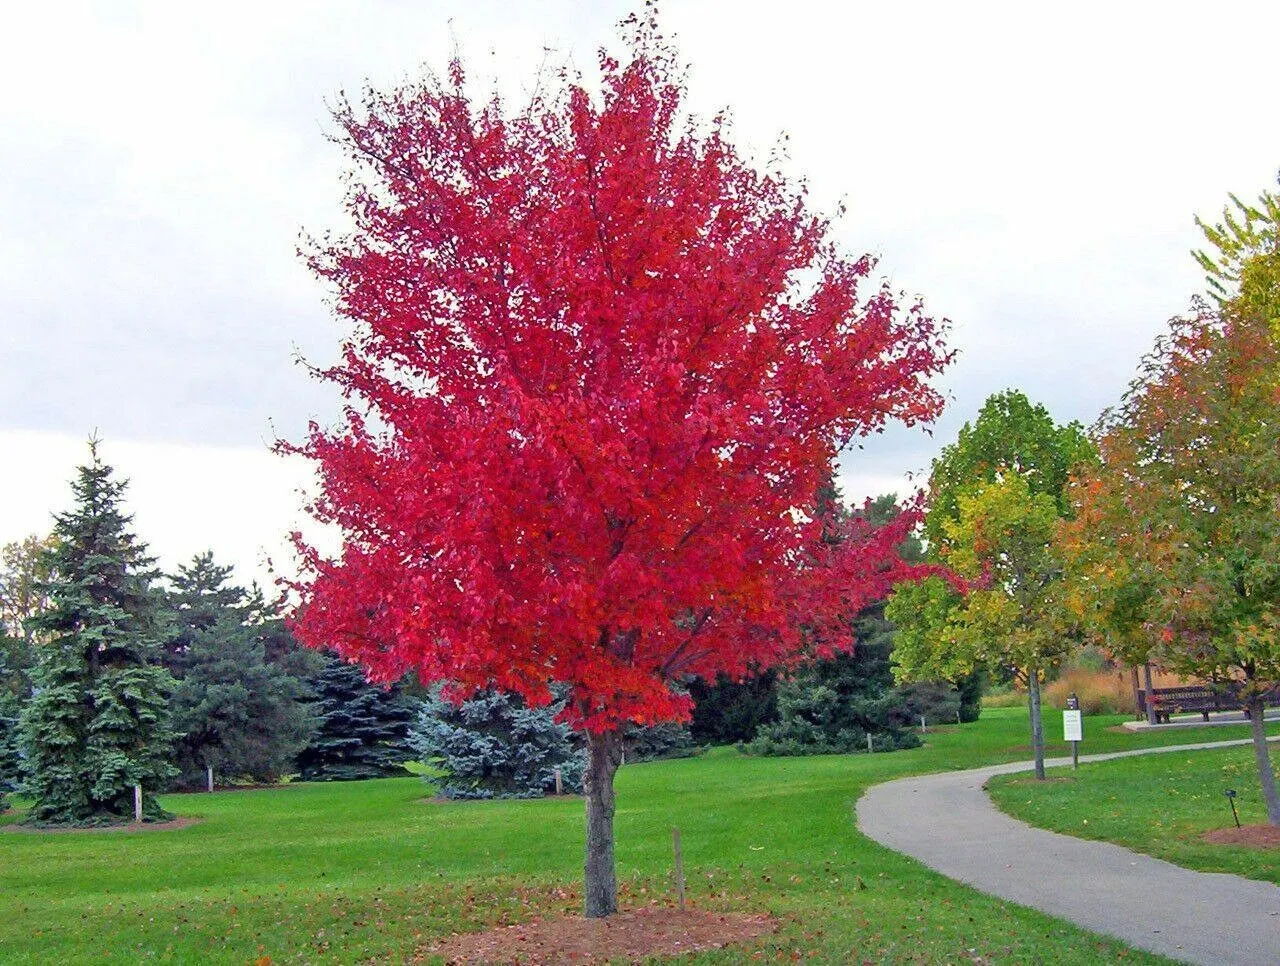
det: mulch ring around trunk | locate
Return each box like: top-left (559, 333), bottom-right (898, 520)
top-left (1201, 823), bottom-right (1280, 849)
top-left (425, 907), bottom-right (778, 964)
top-left (2, 816), bottom-right (201, 834)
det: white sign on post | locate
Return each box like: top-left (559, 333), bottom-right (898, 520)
top-left (1063, 709), bottom-right (1083, 743)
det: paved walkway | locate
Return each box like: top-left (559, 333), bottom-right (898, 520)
top-left (856, 739), bottom-right (1280, 966)
top-left (1121, 708), bottom-right (1280, 731)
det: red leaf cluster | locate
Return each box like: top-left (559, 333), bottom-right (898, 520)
top-left (283, 27), bottom-right (950, 731)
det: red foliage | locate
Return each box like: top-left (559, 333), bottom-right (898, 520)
top-left (283, 26), bottom-right (951, 732)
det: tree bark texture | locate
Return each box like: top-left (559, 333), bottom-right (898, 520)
top-left (1142, 662), bottom-right (1158, 725)
top-left (1246, 697), bottom-right (1280, 827)
top-left (1028, 668), bottom-right (1046, 780)
top-left (583, 729), bottom-right (624, 918)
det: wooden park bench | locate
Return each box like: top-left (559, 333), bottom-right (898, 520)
top-left (1139, 686), bottom-right (1224, 723)
top-left (1138, 685), bottom-right (1280, 724)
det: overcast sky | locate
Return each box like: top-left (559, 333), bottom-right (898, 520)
top-left (3, 0), bottom-right (1278, 587)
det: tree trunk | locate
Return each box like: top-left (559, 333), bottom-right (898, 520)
top-left (1129, 665), bottom-right (1142, 718)
top-left (1246, 697), bottom-right (1280, 827)
top-left (1142, 662), bottom-right (1158, 725)
top-left (583, 729), bottom-right (624, 918)
top-left (1028, 668), bottom-right (1046, 780)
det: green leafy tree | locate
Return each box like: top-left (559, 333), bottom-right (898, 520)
top-left (164, 553), bottom-right (315, 789)
top-left (1194, 175), bottom-right (1280, 330)
top-left (891, 391), bottom-right (1096, 777)
top-left (296, 655), bottom-right (416, 781)
top-left (0, 534), bottom-right (57, 703)
top-left (891, 473), bottom-right (1076, 778)
top-left (21, 443), bottom-right (177, 824)
top-left (922, 390), bottom-right (1093, 548)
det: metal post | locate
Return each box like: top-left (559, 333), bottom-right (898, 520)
top-left (207, 765), bottom-right (214, 793)
top-left (133, 785), bottom-right (142, 823)
top-left (672, 827), bottom-right (686, 911)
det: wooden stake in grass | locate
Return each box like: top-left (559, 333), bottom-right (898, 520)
top-left (554, 767), bottom-right (563, 796)
top-left (133, 785), bottom-right (142, 823)
top-left (207, 766), bottom-right (214, 793)
top-left (672, 826), bottom-right (686, 911)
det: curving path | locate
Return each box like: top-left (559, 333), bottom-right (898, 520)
top-left (856, 739), bottom-right (1280, 966)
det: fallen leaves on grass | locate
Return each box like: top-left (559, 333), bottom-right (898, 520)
top-left (422, 907), bottom-right (777, 964)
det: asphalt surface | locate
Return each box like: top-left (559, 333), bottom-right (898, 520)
top-left (856, 739), bottom-right (1280, 966)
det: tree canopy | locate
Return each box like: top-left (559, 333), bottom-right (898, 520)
top-left (164, 553), bottom-right (315, 789)
top-left (284, 17), bottom-right (951, 916)
top-left (923, 389), bottom-right (1092, 549)
top-left (1067, 179), bottom-right (1280, 820)
top-left (891, 392), bottom-right (1095, 778)
top-left (21, 444), bottom-right (177, 825)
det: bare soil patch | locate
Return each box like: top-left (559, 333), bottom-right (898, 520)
top-left (1201, 823), bottom-right (1280, 849)
top-left (424, 907), bottom-right (777, 964)
top-left (2, 816), bottom-right (201, 835)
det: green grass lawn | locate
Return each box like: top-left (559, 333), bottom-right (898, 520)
top-left (2, 708), bottom-right (1268, 964)
top-left (987, 741), bottom-right (1280, 885)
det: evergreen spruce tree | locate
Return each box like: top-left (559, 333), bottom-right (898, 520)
top-left (0, 659), bottom-right (23, 811)
top-left (164, 553), bottom-right (315, 789)
top-left (742, 490), bottom-right (959, 756)
top-left (688, 669), bottom-right (779, 745)
top-left (742, 603), bottom-right (930, 755)
top-left (411, 688), bottom-right (585, 799)
top-left (296, 655), bottom-right (416, 780)
top-left (21, 443), bottom-right (177, 825)
top-left (621, 720), bottom-right (699, 762)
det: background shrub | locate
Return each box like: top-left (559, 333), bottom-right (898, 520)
top-left (411, 689), bottom-right (583, 800)
top-left (1044, 667), bottom-right (1135, 715)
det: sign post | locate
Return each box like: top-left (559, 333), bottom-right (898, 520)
top-left (1063, 693), bottom-right (1083, 769)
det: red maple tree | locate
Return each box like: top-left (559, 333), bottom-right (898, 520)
top-left (285, 18), bottom-right (951, 916)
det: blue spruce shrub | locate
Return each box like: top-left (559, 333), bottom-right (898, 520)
top-left (411, 688), bottom-right (584, 799)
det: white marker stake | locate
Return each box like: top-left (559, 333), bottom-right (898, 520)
top-left (1063, 708), bottom-right (1083, 768)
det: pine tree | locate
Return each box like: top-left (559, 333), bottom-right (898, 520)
top-left (21, 443), bottom-right (177, 825)
top-left (742, 491), bottom-right (957, 756)
top-left (296, 655), bottom-right (415, 781)
top-left (164, 553), bottom-right (315, 789)
top-left (621, 720), bottom-right (699, 763)
top-left (411, 688), bottom-right (584, 799)
top-left (688, 670), bottom-right (779, 746)
top-left (0, 656), bottom-right (23, 811)
top-left (742, 604), bottom-right (929, 755)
